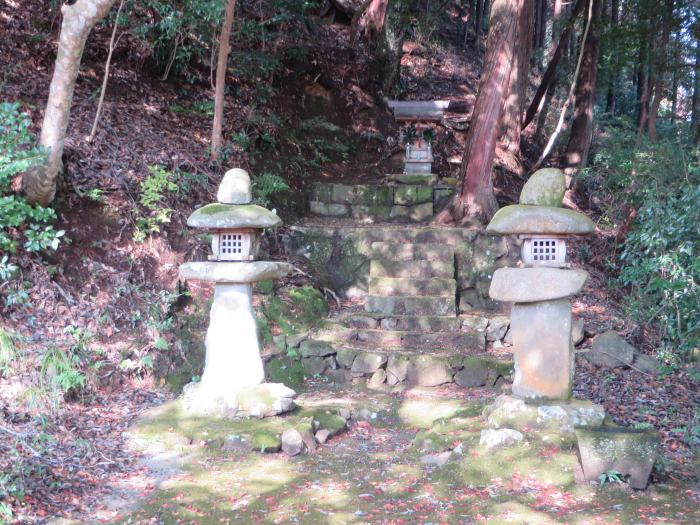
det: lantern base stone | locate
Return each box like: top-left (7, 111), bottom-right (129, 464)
top-left (483, 394), bottom-right (605, 434)
top-left (182, 382), bottom-right (296, 419)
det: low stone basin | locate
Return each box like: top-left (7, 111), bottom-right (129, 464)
top-left (575, 426), bottom-right (659, 489)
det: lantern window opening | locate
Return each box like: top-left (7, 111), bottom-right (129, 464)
top-left (520, 235), bottom-right (568, 267)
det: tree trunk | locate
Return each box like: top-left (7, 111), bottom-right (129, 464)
top-left (635, 6), bottom-right (651, 136)
top-left (604, 0), bottom-right (618, 114)
top-left (351, 0), bottom-right (388, 45)
top-left (370, 0), bottom-right (408, 96)
top-left (560, 0), bottom-right (601, 177)
top-left (670, 34), bottom-right (678, 125)
top-left (692, 39), bottom-right (700, 144)
top-left (552, 0), bottom-right (563, 42)
top-left (434, 0), bottom-right (519, 225)
top-left (500, 0), bottom-right (534, 165)
top-left (23, 0), bottom-right (117, 206)
top-left (538, 0), bottom-right (547, 49)
top-left (647, 0), bottom-right (673, 142)
top-left (211, 0), bottom-right (236, 161)
top-left (474, 0), bottom-right (484, 42)
top-left (521, 0), bottom-right (587, 130)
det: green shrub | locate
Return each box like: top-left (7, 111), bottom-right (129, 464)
top-left (0, 102), bottom-right (64, 255)
top-left (133, 165), bottom-right (178, 242)
top-left (582, 117), bottom-right (699, 366)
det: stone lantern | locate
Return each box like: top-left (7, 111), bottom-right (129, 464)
top-left (179, 168), bottom-right (295, 418)
top-left (482, 168), bottom-right (605, 433)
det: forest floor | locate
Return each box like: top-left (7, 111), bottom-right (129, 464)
top-left (80, 383), bottom-right (700, 524)
top-left (1, 3), bottom-right (699, 524)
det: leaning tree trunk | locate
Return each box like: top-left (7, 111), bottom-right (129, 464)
top-left (23, 0), bottom-right (117, 206)
top-left (352, 0), bottom-right (388, 45)
top-left (211, 0), bottom-right (236, 161)
top-left (434, 0), bottom-right (518, 225)
top-left (370, 0), bottom-right (408, 96)
top-left (499, 0), bottom-right (534, 167)
top-left (605, 0), bottom-right (619, 114)
top-left (560, 0), bottom-right (601, 178)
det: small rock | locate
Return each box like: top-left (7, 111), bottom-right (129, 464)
top-left (281, 428), bottom-right (305, 456)
top-left (300, 429), bottom-right (318, 452)
top-left (479, 428), bottom-right (524, 449)
top-left (586, 330), bottom-right (635, 368)
top-left (315, 429), bottom-right (331, 444)
top-left (286, 331), bottom-right (309, 348)
top-left (236, 383), bottom-right (296, 418)
top-left (519, 168), bottom-right (566, 207)
top-left (351, 352), bottom-right (387, 376)
top-left (406, 355), bottom-right (452, 386)
top-left (336, 347), bottom-right (358, 368)
top-left (420, 451), bottom-right (452, 467)
top-left (338, 408), bottom-right (352, 420)
top-left (302, 356), bottom-right (327, 376)
top-left (272, 334), bottom-right (286, 351)
top-left (386, 354), bottom-right (410, 385)
top-left (312, 410), bottom-right (347, 437)
top-left (299, 340), bottom-right (335, 357)
top-left (572, 317), bottom-right (585, 346)
top-left (355, 408), bottom-right (377, 421)
top-left (486, 316), bottom-right (510, 342)
top-left (454, 363), bottom-right (490, 387)
top-left (222, 434), bottom-right (251, 453)
top-left (368, 369), bottom-right (387, 389)
top-left (633, 352), bottom-right (660, 374)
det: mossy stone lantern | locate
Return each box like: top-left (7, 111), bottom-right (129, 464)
top-left (179, 168), bottom-right (295, 418)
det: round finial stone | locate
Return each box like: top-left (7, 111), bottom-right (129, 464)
top-left (217, 168), bottom-right (252, 204)
top-left (520, 168), bottom-right (566, 207)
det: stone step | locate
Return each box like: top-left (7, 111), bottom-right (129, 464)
top-left (305, 329), bottom-right (484, 354)
top-left (369, 259), bottom-right (454, 279)
top-left (293, 338), bottom-right (512, 387)
top-left (343, 313), bottom-right (462, 332)
top-left (368, 277), bottom-right (456, 297)
top-left (369, 242), bottom-right (454, 262)
top-left (365, 295), bottom-right (456, 316)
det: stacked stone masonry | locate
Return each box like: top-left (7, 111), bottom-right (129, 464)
top-left (308, 182), bottom-right (454, 222)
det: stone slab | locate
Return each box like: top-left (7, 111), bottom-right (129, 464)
top-left (388, 173), bottom-right (438, 185)
top-left (394, 185), bottom-right (433, 206)
top-left (486, 205), bottom-right (594, 235)
top-left (369, 277), bottom-right (456, 297)
top-left (406, 355), bottom-right (452, 386)
top-left (365, 295), bottom-right (456, 316)
top-left (489, 267), bottom-right (589, 302)
top-left (379, 315), bottom-right (461, 332)
top-left (187, 204), bottom-right (282, 229)
top-left (309, 201), bottom-right (349, 216)
top-left (370, 259), bottom-right (454, 279)
top-left (510, 298), bottom-right (573, 400)
top-left (369, 242), bottom-right (454, 262)
top-left (179, 261), bottom-right (293, 283)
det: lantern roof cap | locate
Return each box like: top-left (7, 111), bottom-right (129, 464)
top-left (187, 203), bottom-right (282, 229)
top-left (486, 205), bottom-right (594, 235)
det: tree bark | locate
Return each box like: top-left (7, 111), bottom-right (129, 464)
top-left (211, 0), bottom-right (236, 161)
top-left (500, 0), bottom-right (534, 165)
top-left (521, 0), bottom-right (587, 130)
top-left (647, 0), bottom-right (673, 142)
top-left (434, 0), bottom-right (518, 224)
top-left (635, 5), bottom-right (651, 136)
top-left (351, 0), bottom-right (388, 46)
top-left (23, 0), bottom-right (117, 206)
top-left (370, 0), bottom-right (408, 96)
top-left (604, 0), bottom-right (618, 114)
top-left (692, 39), bottom-right (700, 144)
top-left (474, 0), bottom-right (484, 42)
top-left (560, 0), bottom-right (602, 177)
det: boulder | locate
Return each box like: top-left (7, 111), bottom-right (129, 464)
top-left (187, 203), bottom-right (282, 229)
top-left (368, 369), bottom-right (387, 389)
top-left (179, 261), bottom-right (292, 283)
top-left (312, 410), bottom-right (347, 437)
top-left (486, 316), bottom-right (510, 342)
top-left (217, 168), bottom-right (252, 204)
top-left (585, 331), bottom-right (635, 368)
top-left (489, 267), bottom-right (589, 303)
top-left (479, 428), bottom-right (524, 449)
top-left (315, 429), bottom-right (331, 444)
top-left (300, 429), bottom-right (318, 452)
top-left (281, 428), bottom-right (305, 456)
top-left (302, 356), bottom-right (327, 376)
top-left (335, 347), bottom-right (358, 368)
top-left (519, 168), bottom-right (566, 207)
top-left (386, 355), bottom-right (410, 385)
top-left (454, 362), bottom-right (490, 387)
top-left (486, 205), bottom-right (595, 235)
top-left (407, 356), bottom-right (452, 386)
top-left (633, 352), bottom-right (661, 374)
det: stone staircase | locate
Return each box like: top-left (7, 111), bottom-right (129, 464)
top-left (281, 221), bottom-right (518, 388)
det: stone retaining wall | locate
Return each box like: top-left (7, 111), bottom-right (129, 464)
top-left (308, 182), bottom-right (454, 222)
top-left (283, 225), bottom-right (520, 311)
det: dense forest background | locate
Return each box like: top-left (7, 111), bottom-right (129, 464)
top-left (0, 0), bottom-right (699, 522)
